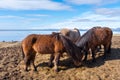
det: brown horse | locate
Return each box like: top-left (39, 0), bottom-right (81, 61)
top-left (21, 33), bottom-right (83, 72)
top-left (60, 28), bottom-right (81, 43)
top-left (75, 27), bottom-right (113, 62)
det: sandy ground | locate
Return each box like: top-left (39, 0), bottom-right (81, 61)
top-left (0, 35), bottom-right (120, 80)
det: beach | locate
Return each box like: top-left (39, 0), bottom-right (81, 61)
top-left (0, 35), bottom-right (120, 80)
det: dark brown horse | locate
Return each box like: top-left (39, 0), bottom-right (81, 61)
top-left (75, 27), bottom-right (113, 62)
top-left (22, 33), bottom-right (83, 72)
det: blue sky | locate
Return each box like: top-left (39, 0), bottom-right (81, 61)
top-left (0, 0), bottom-right (120, 29)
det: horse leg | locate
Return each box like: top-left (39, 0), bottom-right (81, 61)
top-left (32, 61), bottom-right (37, 71)
top-left (48, 54), bottom-right (54, 67)
top-left (91, 49), bottom-right (96, 62)
top-left (107, 42), bottom-right (111, 53)
top-left (53, 53), bottom-right (60, 72)
top-left (24, 55), bottom-right (30, 71)
top-left (103, 45), bottom-right (108, 59)
top-left (97, 45), bottom-right (102, 52)
top-left (31, 53), bottom-right (37, 71)
top-left (99, 45), bottom-right (102, 50)
top-left (83, 50), bottom-right (89, 62)
top-left (83, 51), bottom-right (88, 61)
top-left (103, 42), bottom-right (111, 59)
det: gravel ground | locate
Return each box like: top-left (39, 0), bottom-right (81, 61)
top-left (0, 36), bottom-right (120, 80)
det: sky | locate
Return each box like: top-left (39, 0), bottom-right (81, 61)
top-left (0, 0), bottom-right (120, 30)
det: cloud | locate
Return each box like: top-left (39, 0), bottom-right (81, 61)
top-left (0, 13), bottom-right (51, 23)
top-left (65, 0), bottom-right (119, 5)
top-left (26, 14), bottom-right (50, 17)
top-left (0, 0), bottom-right (72, 10)
top-left (95, 8), bottom-right (120, 16)
top-left (65, 0), bottom-right (101, 5)
top-left (72, 19), bottom-right (92, 22)
top-left (35, 11), bottom-right (120, 29)
top-left (0, 15), bottom-right (24, 19)
top-left (0, 14), bottom-right (50, 19)
top-left (71, 14), bottom-right (120, 22)
top-left (70, 8), bottom-right (120, 22)
top-left (0, 14), bottom-right (44, 29)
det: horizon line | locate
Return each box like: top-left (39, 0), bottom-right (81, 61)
top-left (0, 29), bottom-right (60, 31)
top-left (0, 28), bottom-right (89, 31)
top-left (0, 28), bottom-right (119, 31)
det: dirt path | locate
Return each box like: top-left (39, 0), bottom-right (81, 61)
top-left (0, 36), bottom-right (120, 80)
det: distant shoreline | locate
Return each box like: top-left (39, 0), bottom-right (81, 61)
top-left (0, 34), bottom-right (119, 42)
top-left (0, 29), bottom-right (119, 41)
top-left (113, 34), bottom-right (120, 36)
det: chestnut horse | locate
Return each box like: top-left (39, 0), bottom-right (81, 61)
top-left (60, 28), bottom-right (81, 43)
top-left (75, 27), bottom-right (113, 62)
top-left (22, 33), bottom-right (83, 72)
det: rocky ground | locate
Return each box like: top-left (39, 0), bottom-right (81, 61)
top-left (0, 35), bottom-right (120, 80)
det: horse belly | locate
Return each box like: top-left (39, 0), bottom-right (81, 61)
top-left (33, 44), bottom-right (54, 54)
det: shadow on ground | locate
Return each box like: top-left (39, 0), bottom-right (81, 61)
top-left (36, 48), bottom-right (120, 71)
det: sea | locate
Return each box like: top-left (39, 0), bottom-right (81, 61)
top-left (0, 29), bottom-right (120, 42)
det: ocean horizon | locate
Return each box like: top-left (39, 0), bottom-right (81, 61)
top-left (0, 29), bottom-right (120, 42)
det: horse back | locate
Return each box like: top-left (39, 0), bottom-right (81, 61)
top-left (93, 27), bottom-right (112, 44)
top-left (103, 27), bottom-right (113, 38)
top-left (32, 34), bottom-right (65, 54)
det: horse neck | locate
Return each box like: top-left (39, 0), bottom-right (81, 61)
top-left (75, 36), bottom-right (81, 44)
top-left (60, 35), bottom-right (80, 59)
top-left (75, 31), bottom-right (92, 47)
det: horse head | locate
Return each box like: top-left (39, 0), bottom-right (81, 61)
top-left (60, 35), bottom-right (84, 66)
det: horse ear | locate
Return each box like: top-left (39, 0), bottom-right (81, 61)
top-left (53, 33), bottom-right (60, 40)
top-left (52, 32), bottom-right (57, 35)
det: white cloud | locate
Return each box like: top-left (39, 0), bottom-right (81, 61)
top-left (65, 0), bottom-right (101, 5)
top-left (0, 15), bottom-right (24, 19)
top-left (26, 14), bottom-right (50, 17)
top-left (95, 8), bottom-right (120, 16)
top-left (65, 0), bottom-right (119, 5)
top-left (0, 14), bottom-right (50, 19)
top-left (0, 7), bottom-right (120, 30)
top-left (0, 14), bottom-right (43, 29)
top-left (0, 0), bottom-right (72, 10)
top-left (35, 11), bottom-right (120, 29)
top-left (73, 12), bottom-right (120, 22)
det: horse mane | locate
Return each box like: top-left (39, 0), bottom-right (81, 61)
top-left (52, 32), bottom-right (61, 40)
top-left (76, 29), bottom-right (93, 48)
top-left (60, 35), bottom-right (82, 61)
